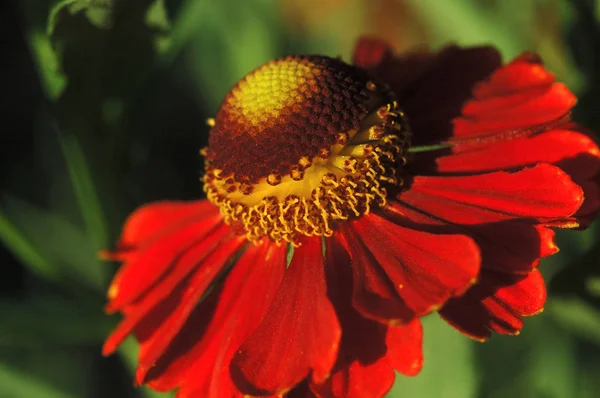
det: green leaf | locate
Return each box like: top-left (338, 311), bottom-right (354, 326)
top-left (48, 0), bottom-right (117, 34)
top-left (0, 210), bottom-right (59, 282)
top-left (26, 30), bottom-right (67, 99)
top-left (58, 132), bottom-right (109, 253)
top-left (36, 0), bottom-right (173, 101)
top-left (162, 0), bottom-right (209, 65)
top-left (47, 0), bottom-right (79, 35)
top-left (46, 0), bottom-right (174, 155)
top-left (389, 315), bottom-right (478, 398)
top-left (1, 194), bottom-right (107, 290)
top-left (146, 0), bottom-right (171, 54)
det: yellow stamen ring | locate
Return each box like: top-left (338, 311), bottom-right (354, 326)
top-left (203, 101), bottom-right (410, 244)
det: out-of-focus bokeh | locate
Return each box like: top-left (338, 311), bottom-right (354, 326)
top-left (1, 0), bottom-right (600, 397)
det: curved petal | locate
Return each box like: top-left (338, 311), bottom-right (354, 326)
top-left (437, 129), bottom-right (600, 177)
top-left (449, 53), bottom-right (576, 144)
top-left (386, 319), bottom-right (423, 376)
top-left (399, 164), bottom-right (583, 225)
top-left (231, 237), bottom-right (341, 396)
top-left (459, 223), bottom-right (548, 273)
top-left (308, 237), bottom-right (417, 398)
top-left (141, 240), bottom-right (286, 398)
top-left (386, 201), bottom-right (557, 274)
top-left (102, 230), bottom-right (244, 356)
top-left (135, 285), bottom-right (219, 390)
top-left (439, 269), bottom-right (546, 341)
top-left (490, 269), bottom-right (547, 316)
top-left (106, 213), bottom-right (224, 311)
top-left (350, 213), bottom-right (480, 316)
top-left (117, 200), bottom-right (218, 249)
top-left (135, 234), bottom-right (247, 377)
top-left (311, 357), bottom-right (395, 398)
top-left (338, 228), bottom-right (415, 325)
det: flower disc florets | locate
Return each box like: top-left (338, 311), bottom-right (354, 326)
top-left (203, 55), bottom-right (411, 244)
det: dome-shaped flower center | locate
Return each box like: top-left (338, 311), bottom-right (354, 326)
top-left (203, 55), bottom-right (410, 244)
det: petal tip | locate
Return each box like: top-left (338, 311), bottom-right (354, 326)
top-left (98, 249), bottom-right (112, 259)
top-left (101, 341), bottom-right (116, 357)
top-left (107, 284), bottom-right (118, 300)
top-left (352, 36), bottom-right (393, 69)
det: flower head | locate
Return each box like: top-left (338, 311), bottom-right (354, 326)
top-left (102, 37), bottom-right (600, 397)
top-left (204, 55), bottom-right (410, 243)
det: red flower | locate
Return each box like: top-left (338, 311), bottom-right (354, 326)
top-left (102, 37), bottom-right (600, 397)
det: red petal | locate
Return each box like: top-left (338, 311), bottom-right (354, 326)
top-left (449, 53), bottom-right (576, 143)
top-left (338, 229), bottom-right (414, 325)
top-left (106, 214), bottom-right (224, 311)
top-left (308, 238), bottom-right (401, 398)
top-left (386, 200), bottom-right (558, 274)
top-left (231, 237), bottom-right (341, 396)
top-left (446, 222), bottom-right (546, 274)
top-left (386, 319), bottom-right (423, 376)
top-left (102, 230), bottom-right (244, 356)
top-left (438, 303), bottom-right (492, 341)
top-left (311, 357), bottom-right (395, 398)
top-left (400, 164), bottom-right (583, 225)
top-left (136, 285), bottom-right (219, 391)
top-left (350, 213), bottom-right (480, 316)
top-left (440, 270), bottom-right (546, 340)
top-left (438, 129), bottom-right (600, 176)
top-left (537, 225), bottom-right (559, 257)
top-left (135, 235), bottom-right (247, 373)
top-left (474, 53), bottom-right (551, 97)
top-left (118, 200), bottom-right (218, 248)
top-left (491, 269), bottom-right (546, 316)
top-left (452, 85), bottom-right (574, 139)
top-left (352, 36), bottom-right (394, 70)
top-left (480, 299), bottom-right (524, 335)
top-left (143, 240), bottom-right (286, 398)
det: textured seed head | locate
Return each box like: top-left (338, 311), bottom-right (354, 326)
top-left (203, 55), bottom-right (411, 244)
top-left (205, 55), bottom-right (386, 183)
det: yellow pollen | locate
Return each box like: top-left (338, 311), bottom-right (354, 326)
top-left (229, 59), bottom-right (314, 129)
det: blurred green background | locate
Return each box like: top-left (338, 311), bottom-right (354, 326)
top-left (1, 0), bottom-right (600, 397)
